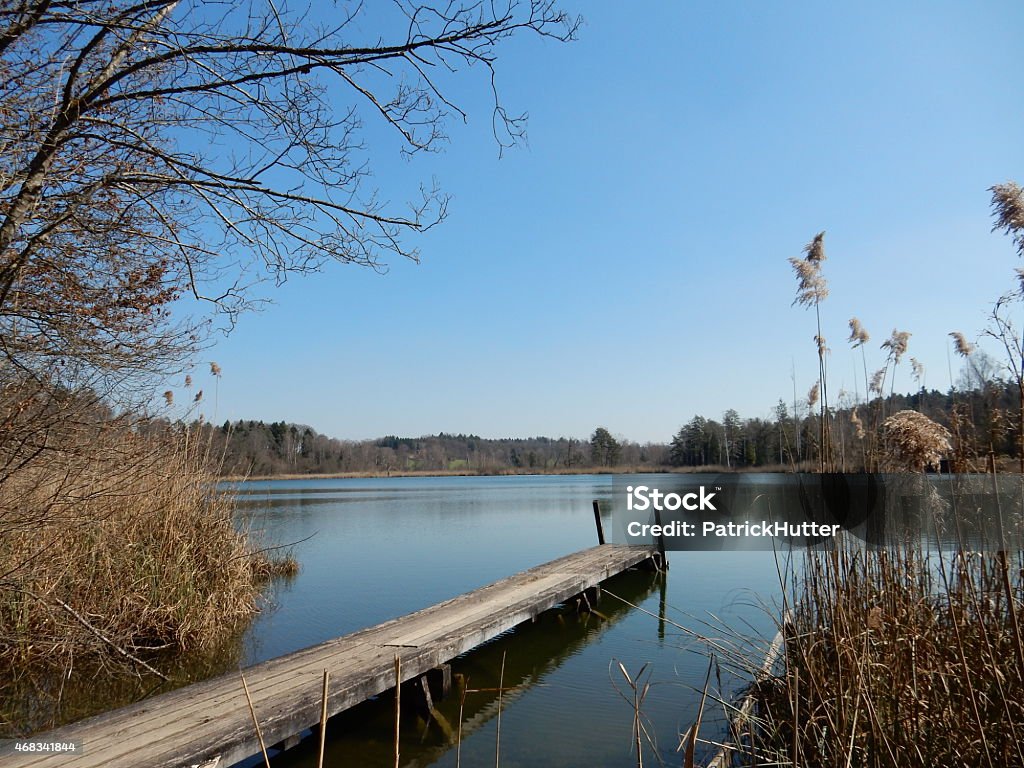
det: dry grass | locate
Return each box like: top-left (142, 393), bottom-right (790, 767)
top-left (880, 410), bottom-right (952, 472)
top-left (739, 542), bottom-right (1024, 767)
top-left (0, 413), bottom-right (287, 673)
top-left (741, 192), bottom-right (1024, 767)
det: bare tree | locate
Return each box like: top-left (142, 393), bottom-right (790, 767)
top-left (0, 0), bottom-right (578, 388)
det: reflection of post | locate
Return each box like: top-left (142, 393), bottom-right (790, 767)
top-left (658, 572), bottom-right (667, 642)
top-left (592, 499), bottom-right (606, 545)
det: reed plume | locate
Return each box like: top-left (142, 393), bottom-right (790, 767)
top-left (1015, 268), bottom-right (1024, 296)
top-left (848, 317), bottom-right (875, 464)
top-left (880, 409), bottom-right (951, 472)
top-left (990, 181), bottom-right (1024, 257)
top-left (788, 255), bottom-right (828, 306)
top-left (850, 407), bottom-right (865, 440)
top-left (804, 230), bottom-right (826, 262)
top-left (847, 317), bottom-right (870, 347)
top-left (814, 334), bottom-right (828, 356)
top-left (911, 357), bottom-right (924, 385)
top-left (870, 368), bottom-right (885, 395)
top-left (950, 331), bottom-right (974, 357)
top-left (881, 328), bottom-right (911, 364)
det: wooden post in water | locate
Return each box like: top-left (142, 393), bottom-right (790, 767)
top-left (592, 499), bottom-right (606, 545)
top-left (652, 505), bottom-right (667, 562)
top-left (426, 664), bottom-right (452, 701)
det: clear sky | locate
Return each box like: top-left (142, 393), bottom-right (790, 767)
top-left (176, 1), bottom-right (1024, 444)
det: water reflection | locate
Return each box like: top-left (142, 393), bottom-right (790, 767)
top-left (2, 474), bottom-right (785, 768)
top-left (0, 639), bottom-right (244, 738)
top-left (264, 569), bottom-right (661, 768)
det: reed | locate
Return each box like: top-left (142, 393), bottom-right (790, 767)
top-left (0, 409), bottom-right (290, 676)
top-left (739, 539), bottom-right (1024, 767)
top-left (742, 207), bottom-right (1024, 765)
top-left (789, 232), bottom-right (832, 471)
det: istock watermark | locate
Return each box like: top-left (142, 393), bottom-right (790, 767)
top-left (609, 474), bottom-right (1024, 551)
top-left (625, 484), bottom-right (719, 512)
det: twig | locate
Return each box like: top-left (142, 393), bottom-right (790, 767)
top-left (226, 531), bottom-right (318, 561)
top-left (47, 594), bottom-right (169, 681)
top-left (680, 655), bottom-right (713, 768)
top-left (318, 669), bottom-right (330, 768)
top-left (456, 674), bottom-right (469, 768)
top-left (495, 650), bottom-right (506, 768)
top-left (394, 654), bottom-right (401, 768)
top-left (240, 671), bottom-right (271, 768)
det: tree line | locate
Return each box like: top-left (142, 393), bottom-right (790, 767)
top-left (669, 373), bottom-right (1024, 471)
top-left (197, 421), bottom-right (667, 476)
top-left (196, 355), bottom-right (1024, 477)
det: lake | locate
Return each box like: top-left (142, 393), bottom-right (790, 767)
top-left (231, 473), bottom-right (786, 768)
top-left (1, 473), bottom-right (788, 766)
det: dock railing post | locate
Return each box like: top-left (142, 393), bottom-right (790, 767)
top-left (592, 499), bottom-right (606, 545)
top-left (653, 505), bottom-right (667, 564)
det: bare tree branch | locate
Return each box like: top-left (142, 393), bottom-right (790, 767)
top-left (0, 0), bottom-right (579, 388)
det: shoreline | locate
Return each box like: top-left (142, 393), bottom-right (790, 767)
top-left (218, 464), bottom-right (798, 482)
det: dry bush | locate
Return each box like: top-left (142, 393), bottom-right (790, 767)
top-left (0, 390), bottom-right (282, 673)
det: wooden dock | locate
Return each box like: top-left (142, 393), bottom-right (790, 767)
top-left (6, 544), bottom-right (659, 768)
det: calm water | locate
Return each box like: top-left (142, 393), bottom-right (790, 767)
top-left (229, 474), bottom-right (787, 768)
top-left (0, 474), bottom-right (788, 765)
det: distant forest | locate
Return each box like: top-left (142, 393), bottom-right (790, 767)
top-left (199, 373), bottom-right (1021, 476)
top-left (204, 422), bottom-right (667, 476)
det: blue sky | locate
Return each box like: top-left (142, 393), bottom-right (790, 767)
top-left (176, 1), bottom-right (1024, 444)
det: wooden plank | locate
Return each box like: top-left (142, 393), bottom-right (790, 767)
top-left (8, 544), bottom-right (654, 768)
top-left (704, 611), bottom-right (791, 768)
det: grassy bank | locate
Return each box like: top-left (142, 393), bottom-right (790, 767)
top-left (0, 413), bottom-right (293, 677)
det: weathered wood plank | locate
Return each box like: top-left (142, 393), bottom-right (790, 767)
top-left (9, 544), bottom-right (654, 768)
